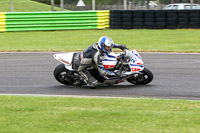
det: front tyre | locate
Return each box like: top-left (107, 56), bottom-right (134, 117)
top-left (54, 64), bottom-right (75, 85)
top-left (126, 67), bottom-right (153, 85)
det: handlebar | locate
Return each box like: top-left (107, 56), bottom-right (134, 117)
top-left (110, 49), bottom-right (132, 76)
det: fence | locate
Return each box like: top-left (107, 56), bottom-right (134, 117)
top-left (110, 10), bottom-right (200, 29)
top-left (0, 10), bottom-right (109, 32)
top-left (1, 0), bottom-right (200, 12)
top-left (43, 0), bottom-right (200, 11)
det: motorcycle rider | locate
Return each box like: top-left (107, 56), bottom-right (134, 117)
top-left (72, 36), bottom-right (127, 88)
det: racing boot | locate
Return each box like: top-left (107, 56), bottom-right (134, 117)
top-left (79, 70), bottom-right (98, 88)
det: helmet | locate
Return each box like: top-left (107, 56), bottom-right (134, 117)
top-left (98, 36), bottom-right (114, 55)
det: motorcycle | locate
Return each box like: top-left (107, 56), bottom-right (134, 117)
top-left (53, 49), bottom-right (153, 87)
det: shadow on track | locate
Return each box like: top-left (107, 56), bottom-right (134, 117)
top-left (50, 83), bottom-right (155, 90)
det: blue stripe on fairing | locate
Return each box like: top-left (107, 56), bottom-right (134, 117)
top-left (104, 54), bottom-right (116, 58)
top-left (103, 59), bottom-right (116, 61)
top-left (132, 51), bottom-right (142, 60)
top-left (130, 64), bottom-right (143, 67)
top-left (107, 55), bottom-right (116, 58)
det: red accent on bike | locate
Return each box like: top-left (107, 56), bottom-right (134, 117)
top-left (104, 65), bottom-right (115, 69)
top-left (131, 68), bottom-right (141, 72)
top-left (59, 58), bottom-right (69, 64)
top-left (81, 51), bottom-right (84, 63)
top-left (137, 63), bottom-right (143, 65)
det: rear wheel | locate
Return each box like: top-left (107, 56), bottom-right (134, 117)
top-left (126, 67), bottom-right (153, 85)
top-left (54, 64), bottom-right (75, 85)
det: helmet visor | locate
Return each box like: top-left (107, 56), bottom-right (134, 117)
top-left (103, 43), bottom-right (113, 54)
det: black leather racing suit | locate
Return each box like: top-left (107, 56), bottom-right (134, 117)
top-left (73, 43), bottom-right (126, 87)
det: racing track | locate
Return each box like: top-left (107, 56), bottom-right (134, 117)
top-left (0, 52), bottom-right (200, 100)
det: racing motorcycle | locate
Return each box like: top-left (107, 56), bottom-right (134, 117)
top-left (53, 49), bottom-right (153, 87)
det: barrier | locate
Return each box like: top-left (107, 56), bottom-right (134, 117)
top-left (110, 10), bottom-right (200, 29)
top-left (1, 10), bottom-right (199, 31)
top-left (0, 10), bottom-right (109, 32)
top-left (0, 13), bottom-right (6, 32)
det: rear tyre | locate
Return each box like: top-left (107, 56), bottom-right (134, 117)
top-left (126, 67), bottom-right (153, 85)
top-left (54, 64), bottom-right (75, 85)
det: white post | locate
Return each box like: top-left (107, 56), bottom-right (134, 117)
top-left (51, 0), bottom-right (55, 11)
top-left (60, 0), bottom-right (64, 11)
top-left (124, 0), bottom-right (127, 10)
top-left (10, 0), bottom-right (13, 12)
top-left (92, 0), bottom-right (95, 10)
top-left (190, 0), bottom-right (194, 9)
top-left (128, 1), bottom-right (132, 10)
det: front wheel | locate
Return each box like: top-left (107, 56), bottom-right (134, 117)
top-left (126, 67), bottom-right (153, 85)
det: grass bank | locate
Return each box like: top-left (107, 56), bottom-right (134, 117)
top-left (0, 0), bottom-right (63, 12)
top-left (0, 95), bottom-right (200, 133)
top-left (0, 29), bottom-right (199, 52)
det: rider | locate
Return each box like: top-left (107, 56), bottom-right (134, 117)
top-left (72, 36), bottom-right (127, 88)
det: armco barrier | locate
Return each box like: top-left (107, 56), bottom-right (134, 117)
top-left (0, 11), bottom-right (109, 32)
top-left (110, 10), bottom-right (200, 29)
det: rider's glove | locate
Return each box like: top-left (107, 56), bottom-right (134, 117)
top-left (119, 44), bottom-right (128, 50)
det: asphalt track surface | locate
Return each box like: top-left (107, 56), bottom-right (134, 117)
top-left (0, 52), bottom-right (200, 100)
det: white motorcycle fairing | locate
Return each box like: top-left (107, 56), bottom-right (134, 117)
top-left (53, 52), bottom-right (74, 70)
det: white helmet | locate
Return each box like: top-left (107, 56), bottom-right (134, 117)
top-left (98, 36), bottom-right (114, 55)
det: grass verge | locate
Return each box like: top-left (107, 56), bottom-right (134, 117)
top-left (0, 95), bottom-right (200, 133)
top-left (0, 29), bottom-right (200, 52)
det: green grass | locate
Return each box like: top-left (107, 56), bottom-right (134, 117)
top-left (0, 0), bottom-right (64, 12)
top-left (0, 95), bottom-right (200, 133)
top-left (0, 29), bottom-right (200, 52)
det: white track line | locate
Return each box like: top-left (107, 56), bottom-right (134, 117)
top-left (0, 93), bottom-right (200, 102)
top-left (0, 93), bottom-right (143, 99)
